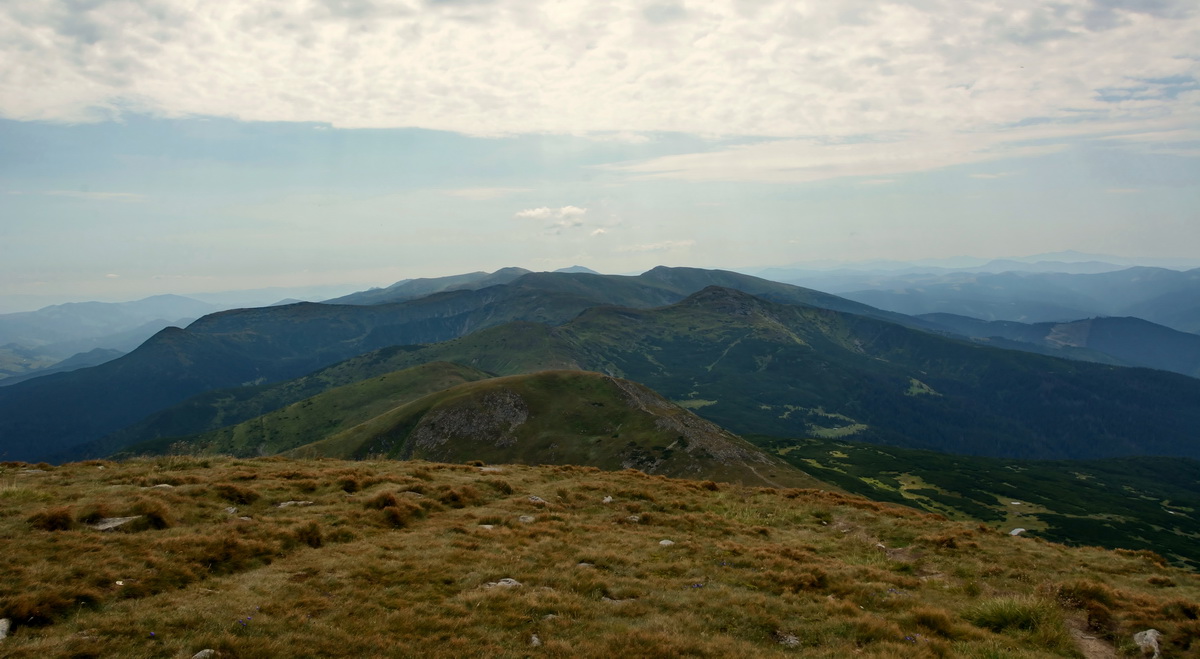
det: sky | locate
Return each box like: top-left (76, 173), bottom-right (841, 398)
top-left (1, 0), bottom-right (1198, 310)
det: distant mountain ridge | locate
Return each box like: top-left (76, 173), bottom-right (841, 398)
top-left (921, 314), bottom-right (1200, 378)
top-left (836, 267), bottom-right (1200, 333)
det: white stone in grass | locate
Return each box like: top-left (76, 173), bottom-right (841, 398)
top-left (518, 515), bottom-right (535, 523)
top-left (659, 539), bottom-right (675, 546)
top-left (1009, 528), bottom-right (1026, 536)
top-left (0, 618), bottom-right (10, 641)
top-left (149, 483), bottom-right (175, 489)
top-left (530, 633), bottom-right (542, 647)
top-left (1134, 629), bottom-right (1163, 659)
top-left (479, 524), bottom-right (495, 530)
top-left (276, 500), bottom-right (314, 508)
top-left (224, 506), bottom-right (238, 515)
top-left (602, 496), bottom-right (613, 504)
top-left (626, 515), bottom-right (641, 523)
top-left (480, 467), bottom-right (504, 473)
top-left (89, 516), bottom-right (142, 532)
top-left (528, 495), bottom-right (547, 504)
top-left (191, 651), bottom-right (216, 659)
top-left (483, 578), bottom-right (522, 589)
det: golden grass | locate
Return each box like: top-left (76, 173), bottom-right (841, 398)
top-left (0, 457), bottom-right (1197, 658)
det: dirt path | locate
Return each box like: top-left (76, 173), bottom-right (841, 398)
top-left (1067, 615), bottom-right (1116, 659)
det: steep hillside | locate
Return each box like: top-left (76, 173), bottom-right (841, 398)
top-left (1, 457), bottom-right (1198, 658)
top-left (289, 371), bottom-right (819, 490)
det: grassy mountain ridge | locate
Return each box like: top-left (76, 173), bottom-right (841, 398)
top-left (285, 370), bottom-right (822, 490)
top-left (117, 362), bottom-right (494, 459)
top-left (2, 457), bottom-right (1198, 657)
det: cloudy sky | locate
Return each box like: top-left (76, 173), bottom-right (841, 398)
top-left (1, 0), bottom-right (1198, 308)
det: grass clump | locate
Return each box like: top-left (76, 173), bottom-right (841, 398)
top-left (966, 596), bottom-right (1062, 632)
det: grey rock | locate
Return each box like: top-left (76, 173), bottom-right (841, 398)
top-left (148, 483), bottom-right (175, 489)
top-left (89, 516), bottom-right (142, 532)
top-left (480, 467), bottom-right (504, 473)
top-left (483, 578), bottom-right (522, 589)
top-left (576, 562), bottom-right (594, 569)
top-left (191, 651), bottom-right (216, 659)
top-left (518, 515), bottom-right (535, 523)
top-left (276, 500), bottom-right (314, 508)
top-left (224, 506), bottom-right (238, 515)
top-left (0, 618), bottom-right (10, 641)
top-left (1009, 528), bottom-right (1026, 536)
top-left (528, 495), bottom-right (547, 504)
top-left (479, 524), bottom-right (495, 530)
top-left (602, 496), bottom-right (613, 504)
top-left (1134, 629), bottom-right (1163, 658)
top-left (659, 539), bottom-right (675, 546)
top-left (530, 633), bottom-right (542, 647)
top-left (626, 515), bottom-right (641, 523)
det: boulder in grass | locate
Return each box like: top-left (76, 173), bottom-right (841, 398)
top-left (1134, 629), bottom-right (1163, 658)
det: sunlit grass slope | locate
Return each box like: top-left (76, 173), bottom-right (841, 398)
top-left (119, 361), bottom-right (492, 458)
top-left (3, 457), bottom-right (1198, 658)
top-left (290, 370), bottom-right (821, 490)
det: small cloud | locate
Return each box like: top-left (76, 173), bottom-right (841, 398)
top-left (444, 187), bottom-right (531, 200)
top-left (514, 205), bottom-right (587, 220)
top-left (969, 172), bottom-right (1018, 179)
top-left (1106, 188), bottom-right (1142, 194)
top-left (105, 273), bottom-right (120, 279)
top-left (44, 190), bottom-right (146, 202)
top-left (618, 239), bottom-right (695, 253)
top-left (591, 228), bottom-right (607, 237)
top-left (579, 131), bottom-right (652, 144)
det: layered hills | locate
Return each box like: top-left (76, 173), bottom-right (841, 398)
top-left (39, 282), bottom-right (1200, 466)
top-left (0, 268), bottom-right (923, 462)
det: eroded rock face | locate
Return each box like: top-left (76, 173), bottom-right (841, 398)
top-left (409, 390), bottom-right (529, 454)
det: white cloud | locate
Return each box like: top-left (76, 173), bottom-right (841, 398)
top-left (104, 273), bottom-right (120, 278)
top-left (443, 187), bottom-right (531, 200)
top-left (1106, 188), bottom-right (1142, 194)
top-left (514, 206), bottom-right (587, 220)
top-left (1, 0), bottom-right (1195, 146)
top-left (590, 228), bottom-right (607, 237)
top-left (618, 239), bottom-right (695, 253)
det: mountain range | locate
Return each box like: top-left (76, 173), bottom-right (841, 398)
top-left (3, 268), bottom-right (1193, 466)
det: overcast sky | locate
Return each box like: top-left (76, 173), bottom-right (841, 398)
top-left (1, 0), bottom-right (1198, 308)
